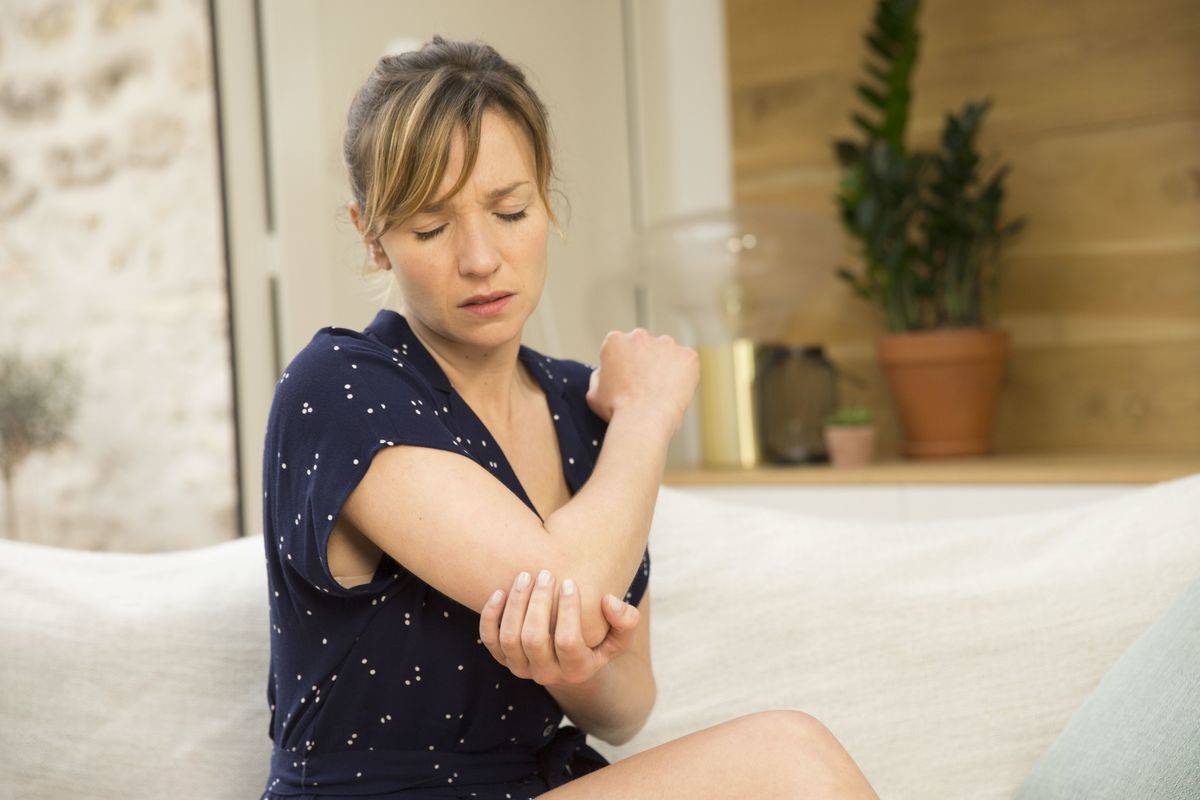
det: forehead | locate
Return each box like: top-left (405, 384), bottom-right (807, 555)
top-left (421, 111), bottom-right (536, 213)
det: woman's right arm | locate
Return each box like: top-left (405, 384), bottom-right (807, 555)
top-left (340, 329), bottom-right (697, 649)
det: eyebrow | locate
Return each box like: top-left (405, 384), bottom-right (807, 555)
top-left (419, 180), bottom-right (530, 215)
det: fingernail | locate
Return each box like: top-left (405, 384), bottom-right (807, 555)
top-left (488, 589), bottom-right (503, 605)
top-left (562, 578), bottom-right (575, 596)
top-left (516, 571), bottom-right (530, 588)
top-left (537, 569), bottom-right (551, 587)
top-left (608, 594), bottom-right (623, 612)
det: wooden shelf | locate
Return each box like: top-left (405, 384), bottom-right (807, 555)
top-left (663, 450), bottom-right (1200, 486)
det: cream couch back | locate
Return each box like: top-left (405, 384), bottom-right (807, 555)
top-left (3, 476), bottom-right (1199, 799)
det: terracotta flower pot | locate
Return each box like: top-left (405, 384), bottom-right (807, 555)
top-left (876, 326), bottom-right (1009, 458)
top-left (824, 424), bottom-right (877, 467)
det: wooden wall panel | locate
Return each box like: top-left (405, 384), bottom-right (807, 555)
top-left (725, 0), bottom-right (1200, 455)
top-left (738, 122), bottom-right (1200, 246)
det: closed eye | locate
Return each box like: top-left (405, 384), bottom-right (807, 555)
top-left (414, 209), bottom-right (528, 242)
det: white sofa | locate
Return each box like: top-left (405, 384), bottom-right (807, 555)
top-left (3, 474), bottom-right (1199, 799)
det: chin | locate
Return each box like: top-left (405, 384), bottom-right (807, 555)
top-left (453, 306), bottom-right (526, 344)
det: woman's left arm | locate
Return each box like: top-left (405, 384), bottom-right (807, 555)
top-left (545, 589), bottom-right (655, 746)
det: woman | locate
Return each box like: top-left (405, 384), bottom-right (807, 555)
top-left (261, 35), bottom-right (879, 800)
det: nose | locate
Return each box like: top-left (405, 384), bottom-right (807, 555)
top-left (455, 213), bottom-right (502, 278)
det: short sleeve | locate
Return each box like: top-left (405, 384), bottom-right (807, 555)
top-left (263, 331), bottom-right (467, 598)
top-left (575, 360), bottom-right (608, 454)
top-left (624, 546), bottom-right (651, 608)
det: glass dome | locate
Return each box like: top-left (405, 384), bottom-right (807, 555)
top-left (629, 206), bottom-right (842, 347)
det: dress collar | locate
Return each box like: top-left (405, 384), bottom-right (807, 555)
top-left (364, 307), bottom-right (585, 522)
top-left (364, 308), bottom-right (568, 399)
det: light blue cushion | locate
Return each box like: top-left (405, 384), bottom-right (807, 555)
top-left (1013, 572), bottom-right (1200, 799)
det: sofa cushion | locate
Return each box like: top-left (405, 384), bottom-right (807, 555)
top-left (0, 536), bottom-right (271, 799)
top-left (1012, 572), bottom-right (1200, 799)
top-left (590, 474), bottom-right (1200, 800)
top-left (1, 472), bottom-right (1198, 800)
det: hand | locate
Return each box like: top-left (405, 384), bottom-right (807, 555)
top-left (587, 328), bottom-right (699, 434)
top-left (479, 569), bottom-right (641, 687)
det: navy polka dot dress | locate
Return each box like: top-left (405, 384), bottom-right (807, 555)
top-left (260, 308), bottom-right (651, 799)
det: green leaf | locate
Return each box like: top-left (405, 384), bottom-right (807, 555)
top-left (836, 266), bottom-right (873, 300)
top-left (836, 0), bottom-right (926, 322)
top-left (851, 111), bottom-right (878, 137)
top-left (833, 139), bottom-right (862, 167)
top-left (865, 32), bottom-right (893, 60)
top-left (856, 83), bottom-right (886, 109)
top-left (857, 193), bottom-right (881, 233)
top-left (864, 60), bottom-right (889, 84)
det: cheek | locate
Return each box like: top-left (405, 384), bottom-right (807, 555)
top-left (385, 243), bottom-right (442, 297)
top-left (513, 214), bottom-right (549, 257)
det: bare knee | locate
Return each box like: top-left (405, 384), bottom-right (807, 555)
top-left (735, 710), bottom-right (878, 799)
top-left (722, 709), bottom-right (841, 761)
top-left (732, 709), bottom-right (833, 743)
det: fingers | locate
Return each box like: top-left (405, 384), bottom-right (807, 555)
top-left (478, 586), bottom-right (507, 665)
top-left (478, 573), bottom-right (640, 686)
top-left (593, 593), bottom-right (641, 662)
top-left (552, 577), bottom-right (592, 683)
top-left (603, 593), bottom-right (640, 628)
top-left (522, 569), bottom-right (559, 684)
top-left (498, 570), bottom-right (533, 675)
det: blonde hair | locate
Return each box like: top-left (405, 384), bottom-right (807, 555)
top-left (341, 35), bottom-right (567, 307)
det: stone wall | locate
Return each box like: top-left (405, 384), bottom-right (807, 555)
top-left (0, 0), bottom-right (236, 550)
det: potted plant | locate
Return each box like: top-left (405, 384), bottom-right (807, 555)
top-left (824, 405), bottom-right (877, 468)
top-left (832, 0), bottom-right (1027, 458)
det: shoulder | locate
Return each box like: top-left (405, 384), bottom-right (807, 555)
top-left (523, 346), bottom-right (595, 399)
top-left (272, 330), bottom-right (356, 411)
top-left (289, 326), bottom-right (405, 375)
top-left (278, 326), bottom-right (431, 395)
top-left (278, 326), bottom-right (374, 379)
top-left (269, 326), bottom-right (444, 433)
top-left (553, 354), bottom-right (597, 388)
top-left (532, 350), bottom-right (607, 437)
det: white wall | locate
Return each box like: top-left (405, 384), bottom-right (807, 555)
top-left (256, 0), bottom-right (641, 363)
top-left (624, 0), bottom-right (734, 228)
top-left (625, 0), bottom-right (734, 467)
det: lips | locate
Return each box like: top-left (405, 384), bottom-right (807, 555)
top-left (461, 291), bottom-right (513, 307)
top-left (459, 293), bottom-right (515, 317)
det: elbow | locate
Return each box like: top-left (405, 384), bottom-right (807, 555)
top-left (601, 696), bottom-right (656, 747)
top-left (562, 562), bottom-right (622, 650)
top-left (597, 717), bottom-right (640, 747)
top-left (543, 518), bottom-right (631, 650)
top-left (578, 597), bottom-right (613, 650)
top-left (545, 565), bottom-right (612, 650)
top-left (602, 728), bottom-right (637, 748)
top-left (542, 526), bottom-right (607, 649)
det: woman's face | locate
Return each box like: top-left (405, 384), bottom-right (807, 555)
top-left (361, 108), bottom-right (549, 350)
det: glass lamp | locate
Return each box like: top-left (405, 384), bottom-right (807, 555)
top-left (630, 206), bottom-right (842, 468)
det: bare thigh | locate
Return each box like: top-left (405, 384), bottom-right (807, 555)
top-left (538, 709), bottom-right (880, 800)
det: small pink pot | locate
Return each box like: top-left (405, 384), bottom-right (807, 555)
top-left (823, 424), bottom-right (877, 467)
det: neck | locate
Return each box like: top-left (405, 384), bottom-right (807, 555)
top-left (406, 314), bottom-right (534, 426)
